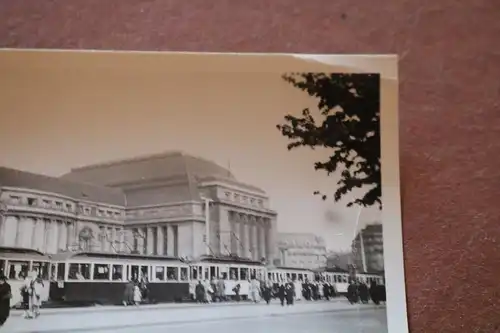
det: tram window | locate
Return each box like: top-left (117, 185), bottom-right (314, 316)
top-left (250, 269), bottom-right (256, 279)
top-left (180, 267), bottom-right (188, 281)
top-left (298, 273), bottom-right (303, 281)
top-left (8, 261), bottom-right (29, 280)
top-left (204, 267), bottom-right (209, 280)
top-left (33, 262), bottom-right (50, 280)
top-left (0, 260), bottom-right (5, 276)
top-left (140, 266), bottom-right (149, 281)
top-left (229, 267), bottom-right (238, 280)
top-left (68, 263), bottom-right (90, 280)
top-left (291, 273), bottom-right (297, 280)
top-left (221, 272), bottom-right (227, 280)
top-left (155, 266), bottom-right (165, 281)
top-left (130, 265), bottom-right (139, 281)
top-left (240, 268), bottom-right (248, 281)
top-left (57, 263), bottom-right (65, 280)
top-left (112, 265), bottom-right (123, 281)
top-left (191, 267), bottom-right (198, 280)
top-left (209, 266), bottom-right (217, 280)
top-left (93, 264), bottom-right (110, 280)
top-left (267, 272), bottom-right (272, 280)
top-left (167, 267), bottom-right (178, 281)
top-left (342, 276), bottom-right (347, 283)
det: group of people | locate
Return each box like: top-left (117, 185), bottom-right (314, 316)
top-left (122, 276), bottom-right (149, 306)
top-left (0, 269), bottom-right (45, 328)
top-left (347, 280), bottom-right (386, 305)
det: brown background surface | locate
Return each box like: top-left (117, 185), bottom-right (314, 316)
top-left (1, 1), bottom-right (499, 332)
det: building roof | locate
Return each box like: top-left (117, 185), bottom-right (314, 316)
top-left (60, 151), bottom-right (266, 205)
top-left (0, 167), bottom-right (126, 206)
top-left (276, 232), bottom-right (326, 248)
top-left (61, 151), bottom-right (236, 186)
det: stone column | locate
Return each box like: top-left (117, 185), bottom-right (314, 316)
top-left (239, 214), bottom-right (249, 258)
top-left (217, 208), bottom-right (231, 256)
top-left (33, 218), bottom-right (45, 252)
top-left (119, 228), bottom-right (125, 252)
top-left (111, 228), bottom-right (117, 252)
top-left (147, 227), bottom-right (155, 255)
top-left (156, 226), bottom-right (164, 256)
top-left (58, 221), bottom-right (68, 251)
top-left (231, 216), bottom-right (240, 256)
top-left (48, 220), bottom-right (59, 254)
top-left (266, 217), bottom-right (277, 263)
top-left (251, 216), bottom-right (259, 260)
top-left (167, 225), bottom-right (175, 256)
top-left (1, 216), bottom-right (16, 247)
top-left (258, 218), bottom-right (266, 261)
top-left (136, 228), bottom-right (145, 254)
top-left (14, 216), bottom-right (22, 248)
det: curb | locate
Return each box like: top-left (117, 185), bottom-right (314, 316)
top-left (12, 305), bottom-right (386, 333)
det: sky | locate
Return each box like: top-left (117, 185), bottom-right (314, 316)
top-left (0, 51), bottom-right (381, 251)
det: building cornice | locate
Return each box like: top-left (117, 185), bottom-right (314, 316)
top-left (1, 186), bottom-right (125, 209)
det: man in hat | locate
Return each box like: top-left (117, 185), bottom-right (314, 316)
top-left (0, 275), bottom-right (12, 327)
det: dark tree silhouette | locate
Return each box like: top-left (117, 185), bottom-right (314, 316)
top-left (277, 73), bottom-right (381, 209)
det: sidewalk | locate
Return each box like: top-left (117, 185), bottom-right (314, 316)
top-left (5, 301), bottom-right (384, 333)
top-left (10, 297), bottom-right (347, 316)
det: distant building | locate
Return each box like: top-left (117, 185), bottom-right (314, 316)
top-left (274, 233), bottom-right (327, 269)
top-left (326, 252), bottom-right (352, 271)
top-left (0, 151), bottom-right (278, 263)
top-left (351, 223), bottom-right (384, 272)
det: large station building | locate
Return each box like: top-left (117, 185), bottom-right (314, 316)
top-left (0, 151), bottom-right (278, 262)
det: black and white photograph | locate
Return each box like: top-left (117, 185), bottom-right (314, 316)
top-left (0, 50), bottom-right (405, 333)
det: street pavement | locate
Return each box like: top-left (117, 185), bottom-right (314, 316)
top-left (2, 299), bottom-right (388, 333)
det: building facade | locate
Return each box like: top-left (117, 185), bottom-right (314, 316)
top-left (326, 252), bottom-right (352, 271)
top-left (351, 223), bottom-right (384, 273)
top-left (275, 233), bottom-right (327, 269)
top-left (0, 151), bottom-right (278, 262)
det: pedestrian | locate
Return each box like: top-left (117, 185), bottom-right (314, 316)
top-left (261, 279), bottom-right (272, 305)
top-left (30, 276), bottom-right (44, 318)
top-left (0, 275), bottom-right (12, 327)
top-left (133, 282), bottom-right (142, 306)
top-left (20, 273), bottom-right (32, 319)
top-left (232, 283), bottom-right (241, 302)
top-left (195, 281), bottom-right (205, 303)
top-left (216, 276), bottom-right (226, 302)
top-left (347, 280), bottom-right (359, 304)
top-left (249, 276), bottom-right (261, 303)
top-left (277, 282), bottom-right (286, 306)
top-left (285, 278), bottom-right (295, 306)
top-left (358, 282), bottom-right (369, 304)
top-left (122, 280), bottom-right (135, 306)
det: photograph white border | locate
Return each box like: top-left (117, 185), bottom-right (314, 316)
top-left (0, 49), bottom-right (407, 333)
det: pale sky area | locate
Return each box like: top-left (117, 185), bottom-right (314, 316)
top-left (0, 52), bottom-right (381, 252)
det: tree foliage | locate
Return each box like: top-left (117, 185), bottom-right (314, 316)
top-left (276, 73), bottom-right (381, 209)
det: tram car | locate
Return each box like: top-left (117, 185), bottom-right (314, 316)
top-left (48, 251), bottom-right (191, 305)
top-left (188, 255), bottom-right (266, 301)
top-left (0, 246), bottom-right (53, 308)
top-left (266, 266), bottom-right (314, 298)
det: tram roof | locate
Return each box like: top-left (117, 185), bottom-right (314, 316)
top-left (0, 246), bottom-right (51, 261)
top-left (195, 255), bottom-right (265, 265)
top-left (271, 266), bottom-right (313, 272)
top-left (50, 251), bottom-right (187, 263)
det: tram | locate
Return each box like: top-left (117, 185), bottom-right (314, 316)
top-left (49, 251), bottom-right (191, 305)
top-left (188, 255), bottom-right (266, 300)
top-left (0, 246), bottom-right (53, 307)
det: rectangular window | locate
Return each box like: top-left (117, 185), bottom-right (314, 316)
top-left (155, 266), bottom-right (165, 281)
top-left (93, 264), bottom-right (110, 280)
